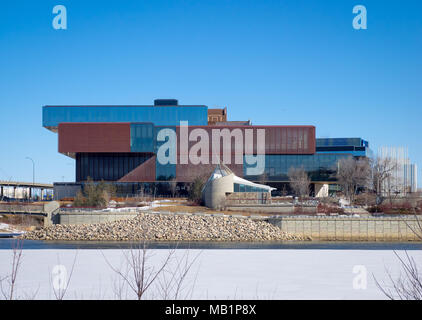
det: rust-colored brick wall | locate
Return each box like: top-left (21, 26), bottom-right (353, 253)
top-left (172, 125), bottom-right (315, 157)
top-left (176, 154), bottom-right (243, 183)
top-left (118, 155), bottom-right (156, 182)
top-left (58, 123), bottom-right (131, 153)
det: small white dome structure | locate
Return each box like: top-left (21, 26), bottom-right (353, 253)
top-left (202, 164), bottom-right (275, 209)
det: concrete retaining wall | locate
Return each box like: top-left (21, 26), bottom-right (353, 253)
top-left (226, 205), bottom-right (317, 214)
top-left (58, 211), bottom-right (138, 225)
top-left (268, 216), bottom-right (422, 241)
top-left (225, 192), bottom-right (271, 205)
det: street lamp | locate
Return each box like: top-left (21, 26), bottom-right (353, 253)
top-left (25, 157), bottom-right (35, 200)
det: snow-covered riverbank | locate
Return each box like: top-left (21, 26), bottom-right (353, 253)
top-left (0, 249), bottom-right (415, 299)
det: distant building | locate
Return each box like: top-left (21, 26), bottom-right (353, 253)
top-left (409, 163), bottom-right (418, 193)
top-left (207, 107), bottom-right (227, 125)
top-left (378, 146), bottom-right (418, 196)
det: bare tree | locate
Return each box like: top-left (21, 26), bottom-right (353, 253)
top-left (336, 157), bottom-right (371, 203)
top-left (288, 167), bottom-right (310, 198)
top-left (371, 156), bottom-right (399, 205)
top-left (157, 249), bottom-right (201, 300)
top-left (103, 242), bottom-right (174, 300)
top-left (375, 251), bottom-right (422, 300)
top-left (104, 243), bottom-right (200, 300)
top-left (375, 214), bottom-right (422, 300)
top-left (0, 239), bottom-right (24, 300)
top-left (111, 273), bottom-right (129, 300)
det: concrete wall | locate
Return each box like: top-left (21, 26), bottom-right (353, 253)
top-left (43, 201), bottom-right (60, 226)
top-left (58, 211), bottom-right (138, 225)
top-left (225, 192), bottom-right (271, 205)
top-left (268, 216), bottom-right (422, 241)
top-left (226, 204), bottom-right (317, 214)
top-left (202, 174), bottom-right (234, 209)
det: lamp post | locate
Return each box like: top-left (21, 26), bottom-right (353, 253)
top-left (25, 157), bottom-right (35, 200)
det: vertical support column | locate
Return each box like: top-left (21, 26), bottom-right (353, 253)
top-left (13, 186), bottom-right (17, 199)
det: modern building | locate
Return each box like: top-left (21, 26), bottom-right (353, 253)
top-left (44, 99), bottom-right (371, 199)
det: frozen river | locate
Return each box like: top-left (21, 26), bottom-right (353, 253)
top-left (1, 242), bottom-right (419, 299)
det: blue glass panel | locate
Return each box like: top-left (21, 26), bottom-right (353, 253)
top-left (243, 153), bottom-right (352, 182)
top-left (316, 138), bottom-right (363, 148)
top-left (43, 106), bottom-right (208, 128)
top-left (154, 126), bottom-right (176, 181)
top-left (316, 150), bottom-right (368, 157)
top-left (130, 123), bottom-right (155, 152)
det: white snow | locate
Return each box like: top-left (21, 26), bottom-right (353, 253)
top-left (0, 223), bottom-right (24, 234)
top-left (100, 200), bottom-right (174, 213)
top-left (0, 248), bottom-right (416, 300)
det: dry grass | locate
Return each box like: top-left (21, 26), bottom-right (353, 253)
top-left (150, 203), bottom-right (267, 217)
top-left (0, 214), bottom-right (43, 231)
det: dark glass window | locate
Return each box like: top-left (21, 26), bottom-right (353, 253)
top-left (76, 153), bottom-right (153, 182)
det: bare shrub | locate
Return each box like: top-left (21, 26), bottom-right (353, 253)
top-left (188, 176), bottom-right (206, 205)
top-left (376, 215), bottom-right (422, 300)
top-left (104, 243), bottom-right (200, 300)
top-left (317, 203), bottom-right (344, 215)
top-left (353, 192), bottom-right (377, 207)
top-left (0, 239), bottom-right (24, 300)
top-left (376, 251), bottom-right (422, 300)
top-left (157, 249), bottom-right (201, 300)
top-left (73, 177), bottom-right (116, 208)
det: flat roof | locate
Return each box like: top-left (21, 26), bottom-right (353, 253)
top-left (43, 105), bottom-right (208, 108)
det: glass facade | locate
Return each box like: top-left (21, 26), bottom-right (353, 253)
top-left (154, 126), bottom-right (176, 181)
top-left (233, 183), bottom-right (269, 193)
top-left (316, 138), bottom-right (368, 148)
top-left (76, 153), bottom-right (152, 182)
top-left (243, 153), bottom-right (351, 182)
top-left (316, 138), bottom-right (370, 157)
top-left (316, 150), bottom-right (368, 157)
top-left (130, 123), bottom-right (155, 152)
top-left (43, 106), bottom-right (208, 128)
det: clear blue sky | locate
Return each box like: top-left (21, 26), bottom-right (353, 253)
top-left (0, 0), bottom-right (421, 186)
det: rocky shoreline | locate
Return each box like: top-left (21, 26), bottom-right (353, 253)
top-left (21, 212), bottom-right (310, 242)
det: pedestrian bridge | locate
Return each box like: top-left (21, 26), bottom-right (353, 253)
top-left (0, 181), bottom-right (54, 201)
